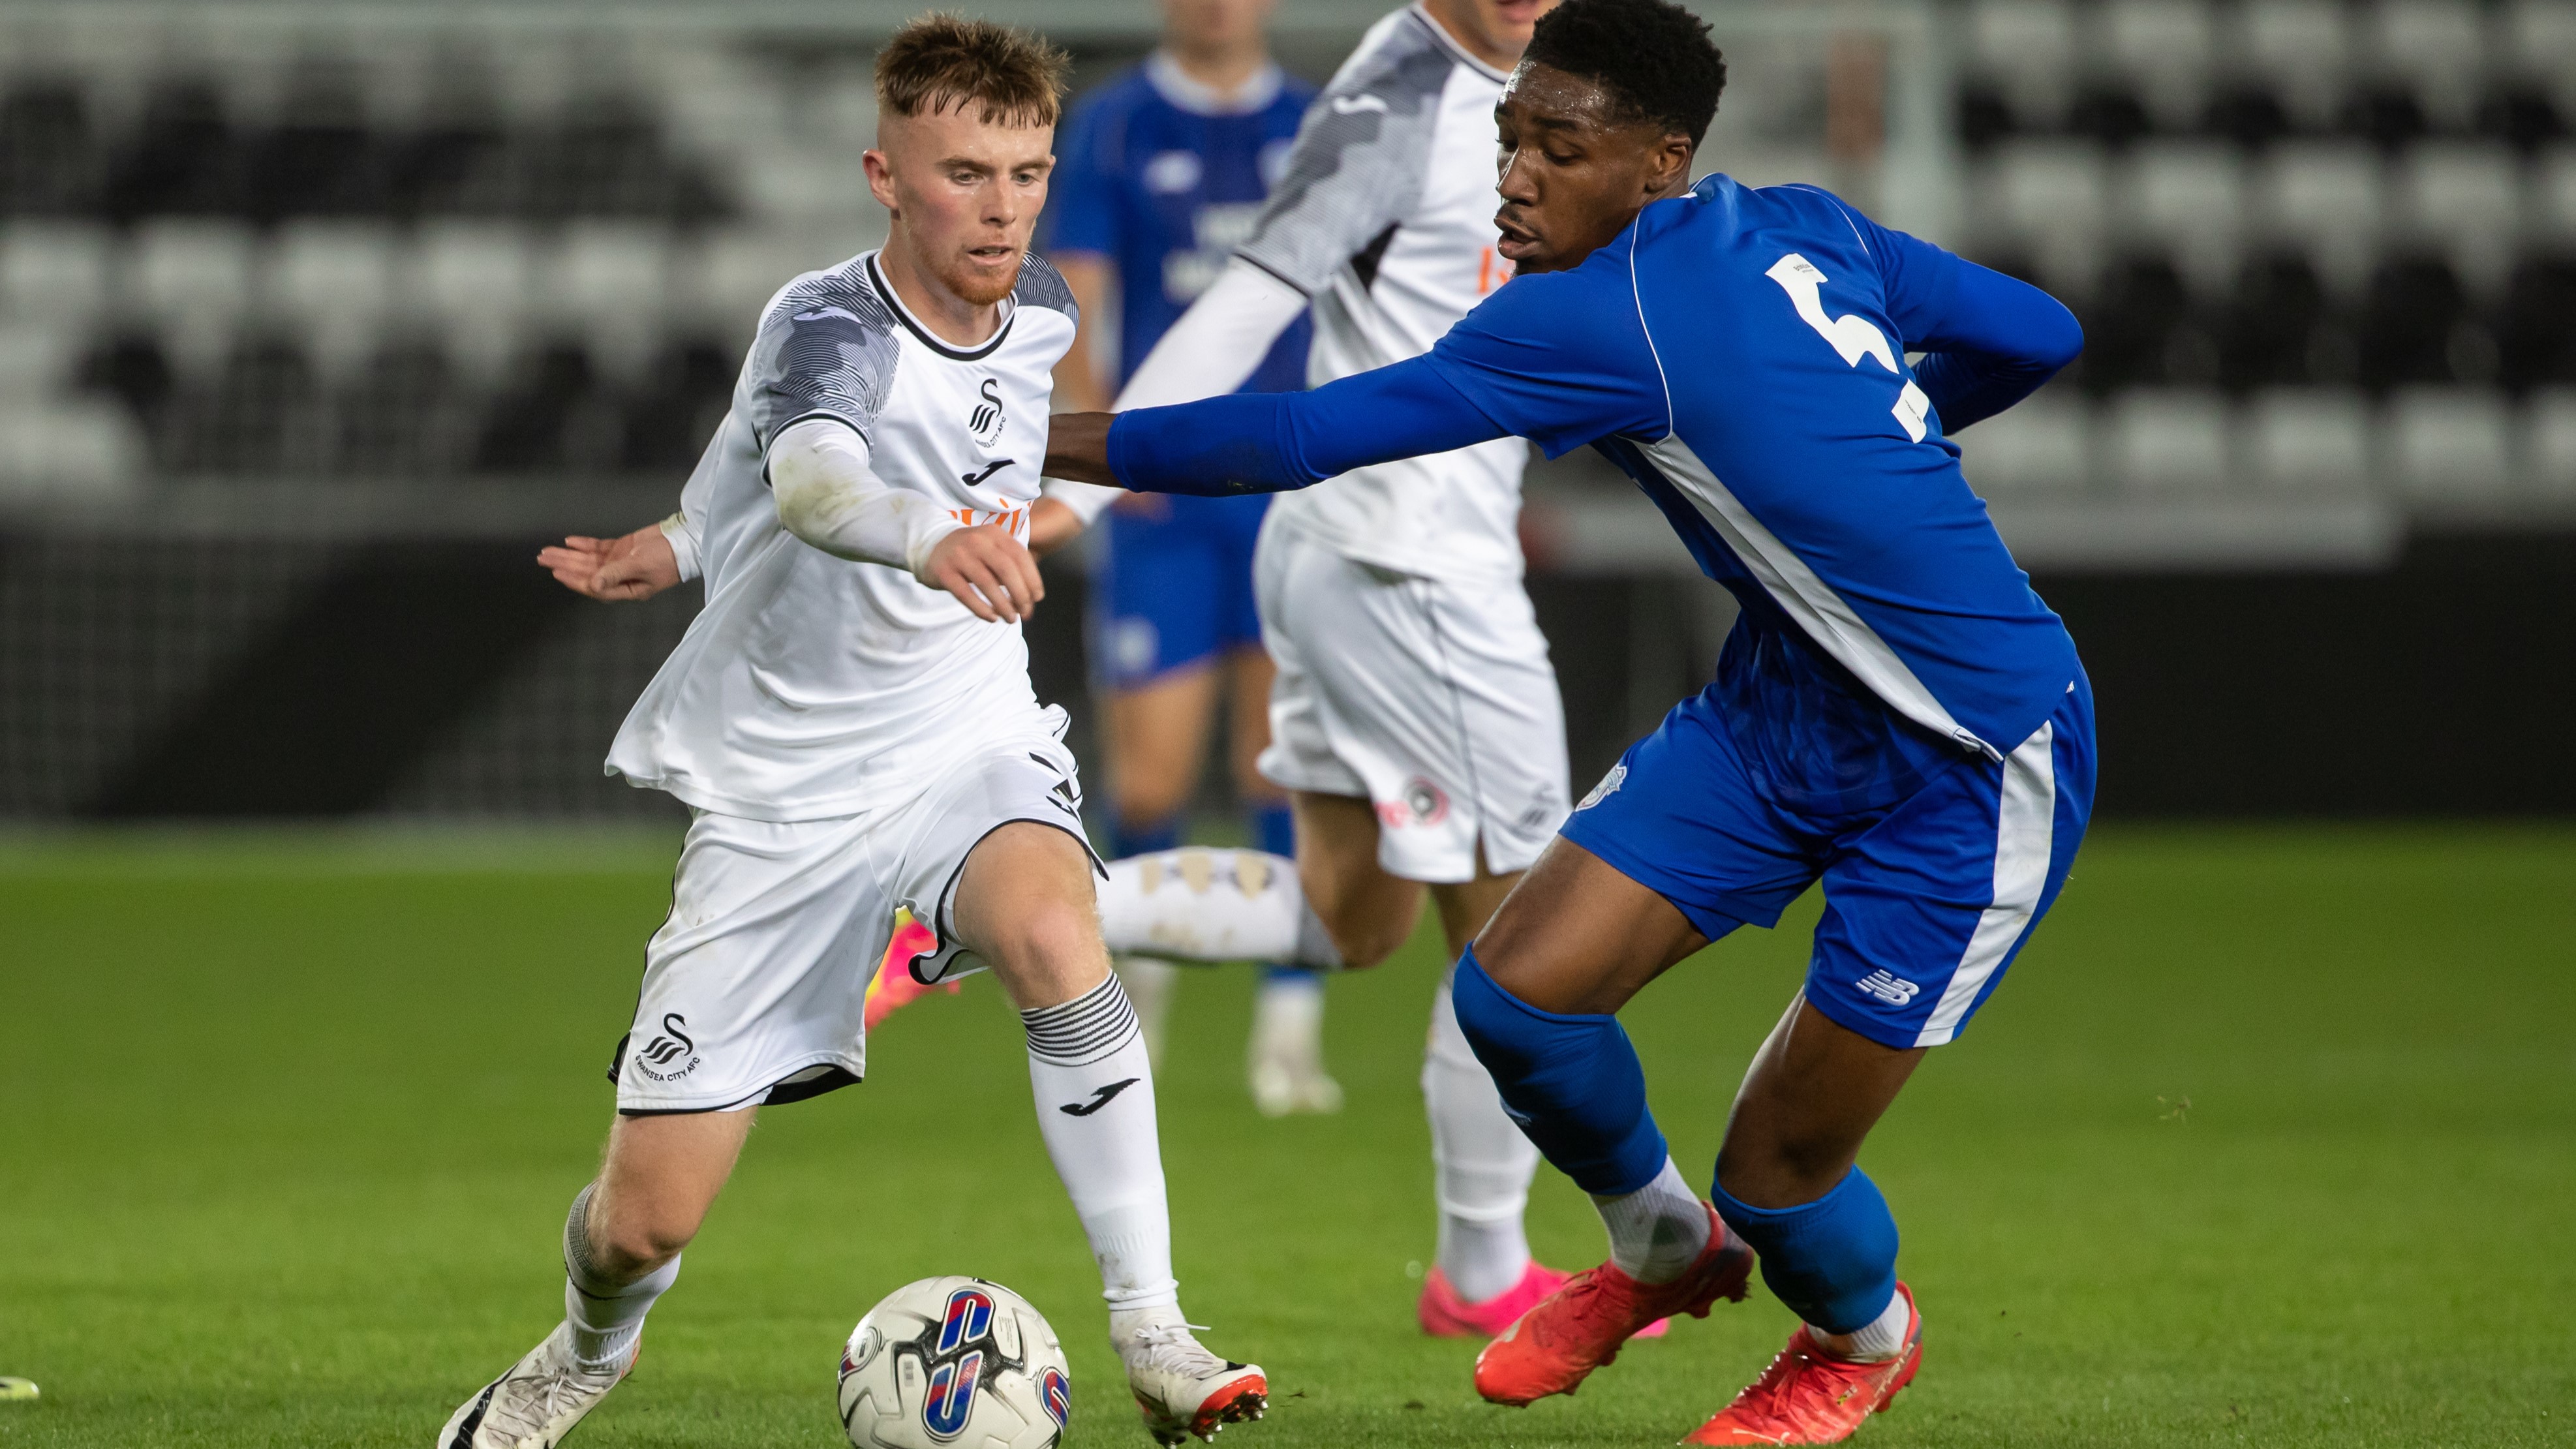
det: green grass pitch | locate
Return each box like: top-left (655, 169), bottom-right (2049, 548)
top-left (2, 825), bottom-right (2571, 1448)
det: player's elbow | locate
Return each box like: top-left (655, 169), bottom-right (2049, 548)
top-left (2030, 298), bottom-right (2084, 374)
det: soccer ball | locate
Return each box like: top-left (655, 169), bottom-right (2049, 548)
top-left (838, 1275), bottom-right (1072, 1449)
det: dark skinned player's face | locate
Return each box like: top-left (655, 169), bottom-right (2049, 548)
top-left (1492, 63), bottom-right (1698, 275)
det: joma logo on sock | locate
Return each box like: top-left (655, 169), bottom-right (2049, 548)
top-left (1854, 971), bottom-right (1919, 1007)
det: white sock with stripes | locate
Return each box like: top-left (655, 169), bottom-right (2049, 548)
top-left (562, 1183), bottom-right (676, 1371)
top-left (1023, 975), bottom-right (1179, 1312)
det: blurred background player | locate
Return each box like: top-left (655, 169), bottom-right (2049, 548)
top-left (1039, 0), bottom-right (1332, 1117)
top-left (1060, 0), bottom-right (1621, 1346)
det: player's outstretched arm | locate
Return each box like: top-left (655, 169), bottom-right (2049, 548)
top-left (769, 416), bottom-right (1043, 623)
top-left (1044, 356), bottom-right (1507, 496)
top-left (538, 523), bottom-right (684, 602)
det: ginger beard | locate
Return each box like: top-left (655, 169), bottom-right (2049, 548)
top-left (866, 106), bottom-right (1055, 309)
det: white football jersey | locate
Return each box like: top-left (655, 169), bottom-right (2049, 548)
top-left (1235, 3), bottom-right (1527, 583)
top-left (606, 251), bottom-right (1079, 822)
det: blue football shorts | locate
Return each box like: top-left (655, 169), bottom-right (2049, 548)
top-left (1092, 492), bottom-right (1271, 688)
top-left (1561, 673), bottom-right (2095, 1049)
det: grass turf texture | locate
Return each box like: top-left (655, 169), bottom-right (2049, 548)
top-left (1, 825), bottom-right (2570, 1448)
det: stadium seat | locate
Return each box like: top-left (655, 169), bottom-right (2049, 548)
top-left (2494, 254), bottom-right (2576, 390)
top-left (2539, 145), bottom-right (2576, 240)
top-left (419, 221), bottom-right (531, 331)
top-left (2217, 251), bottom-right (2355, 391)
top-left (2239, 0), bottom-right (2356, 129)
top-left (2256, 141), bottom-right (2384, 290)
top-left (2390, 142), bottom-right (2523, 290)
top-left (100, 76), bottom-right (237, 222)
top-left (239, 64), bottom-right (384, 222)
top-left (131, 219), bottom-right (255, 333)
top-left (2102, 387), bottom-right (2232, 493)
top-left (267, 222), bottom-right (399, 365)
top-left (2121, 142), bottom-right (2246, 286)
top-left (169, 329), bottom-right (327, 476)
top-left (0, 76), bottom-right (96, 214)
top-left (2067, 80), bottom-right (2154, 151)
top-left (0, 221), bottom-right (110, 323)
top-left (2239, 388), bottom-right (2375, 492)
top-left (2362, 1), bottom-right (2491, 130)
top-left (2099, 0), bottom-right (2215, 130)
top-left (1981, 139), bottom-right (2109, 284)
top-left (2473, 80), bottom-right (2564, 154)
top-left (1967, 0), bottom-right (2081, 128)
top-left (74, 330), bottom-right (176, 440)
top-left (2386, 386), bottom-right (2515, 498)
top-left (2078, 252), bottom-right (2220, 393)
top-left (2357, 252), bottom-right (2492, 391)
top-left (337, 334), bottom-right (475, 478)
top-left (1955, 386), bottom-right (2091, 494)
top-left (2502, 0), bottom-right (2576, 113)
top-left (2525, 385), bottom-right (2576, 494)
top-left (0, 321), bottom-right (76, 408)
top-left (0, 395), bottom-right (145, 499)
top-left (474, 336), bottom-right (607, 473)
top-left (2204, 79), bottom-right (2296, 151)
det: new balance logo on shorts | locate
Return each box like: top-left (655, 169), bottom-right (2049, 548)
top-left (1854, 971), bottom-right (1920, 1007)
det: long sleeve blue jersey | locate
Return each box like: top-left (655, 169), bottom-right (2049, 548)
top-left (1106, 175), bottom-right (2085, 811)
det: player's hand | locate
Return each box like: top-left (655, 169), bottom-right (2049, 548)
top-left (923, 524), bottom-right (1044, 623)
top-left (540, 526), bottom-right (680, 602)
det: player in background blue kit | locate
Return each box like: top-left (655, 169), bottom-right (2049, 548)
top-left (1048, 0), bottom-right (2091, 1439)
top-left (1040, 0), bottom-right (1333, 1115)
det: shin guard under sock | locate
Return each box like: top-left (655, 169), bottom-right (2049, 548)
top-left (562, 1182), bottom-right (677, 1370)
top-left (1447, 947), bottom-right (1667, 1196)
top-left (1710, 1168), bottom-right (1899, 1335)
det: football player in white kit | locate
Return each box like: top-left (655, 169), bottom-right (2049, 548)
top-left (447, 20), bottom-right (1265, 1448)
top-left (1043, 0), bottom-right (1634, 1345)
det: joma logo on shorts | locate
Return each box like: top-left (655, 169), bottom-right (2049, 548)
top-left (1854, 971), bottom-right (1920, 1006)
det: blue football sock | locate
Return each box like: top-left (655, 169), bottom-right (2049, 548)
top-left (1110, 816), bottom-right (1182, 861)
top-left (1448, 947), bottom-right (1668, 1196)
top-left (1710, 1168), bottom-right (1899, 1334)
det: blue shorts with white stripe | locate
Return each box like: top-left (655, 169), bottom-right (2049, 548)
top-left (1560, 669), bottom-right (2094, 1050)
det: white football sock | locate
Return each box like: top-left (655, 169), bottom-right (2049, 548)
top-left (1113, 956), bottom-right (1180, 1071)
top-left (1593, 1157), bottom-right (1710, 1285)
top-left (1811, 1289), bottom-right (1909, 1362)
top-left (1094, 847), bottom-right (1343, 968)
top-left (1424, 967), bottom-right (1540, 1302)
top-left (1023, 975), bottom-right (1180, 1313)
top-left (562, 1183), bottom-right (677, 1371)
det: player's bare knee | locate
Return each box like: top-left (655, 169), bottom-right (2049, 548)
top-left (591, 1204), bottom-right (698, 1277)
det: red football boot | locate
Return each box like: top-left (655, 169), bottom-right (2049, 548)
top-left (1681, 1283), bottom-right (1922, 1445)
top-left (1422, 1262), bottom-right (1671, 1341)
top-left (1473, 1202), bottom-right (1752, 1405)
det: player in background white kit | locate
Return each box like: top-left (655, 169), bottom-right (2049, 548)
top-left (451, 21), bottom-right (1265, 1449)
top-left (1040, 0), bottom-right (1641, 1345)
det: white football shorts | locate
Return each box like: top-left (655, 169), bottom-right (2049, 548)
top-left (1253, 524), bottom-right (1571, 884)
top-left (610, 725), bottom-right (1096, 1114)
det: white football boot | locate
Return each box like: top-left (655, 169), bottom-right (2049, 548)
top-left (1120, 1321), bottom-right (1268, 1444)
top-left (1246, 977), bottom-right (1342, 1118)
top-left (436, 1322), bottom-right (635, 1449)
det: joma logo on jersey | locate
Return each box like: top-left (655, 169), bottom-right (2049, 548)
top-left (1854, 971), bottom-right (1920, 1007)
top-left (966, 378), bottom-right (1005, 447)
top-left (633, 1013), bottom-right (701, 1082)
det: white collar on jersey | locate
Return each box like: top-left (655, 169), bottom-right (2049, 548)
top-left (1406, 2), bottom-right (1512, 84)
top-left (1143, 49), bottom-right (1286, 116)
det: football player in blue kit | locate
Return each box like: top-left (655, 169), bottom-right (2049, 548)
top-left (1040, 0), bottom-right (1334, 1114)
top-left (1046, 0), bottom-right (2092, 1439)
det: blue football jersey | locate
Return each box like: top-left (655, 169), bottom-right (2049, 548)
top-left (1045, 53), bottom-right (1315, 392)
top-left (1108, 175), bottom-right (2085, 811)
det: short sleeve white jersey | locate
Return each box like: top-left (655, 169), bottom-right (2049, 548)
top-left (605, 251), bottom-right (1079, 821)
top-left (1234, 3), bottom-right (1527, 582)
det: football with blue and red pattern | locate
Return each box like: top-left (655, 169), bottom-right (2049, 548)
top-left (838, 1276), bottom-right (1071, 1449)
